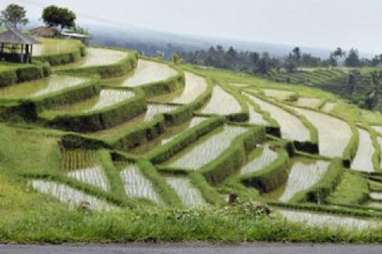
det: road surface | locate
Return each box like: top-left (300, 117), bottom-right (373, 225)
top-left (1, 243), bottom-right (382, 254)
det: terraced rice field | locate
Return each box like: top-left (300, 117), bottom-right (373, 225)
top-left (240, 145), bottom-right (278, 175)
top-left (49, 89), bottom-right (135, 114)
top-left (321, 102), bottom-right (336, 113)
top-left (90, 104), bottom-right (178, 139)
top-left (351, 128), bottom-right (375, 172)
top-left (68, 167), bottom-right (109, 191)
top-left (378, 137), bottom-right (382, 167)
top-left (119, 164), bottom-right (163, 205)
top-left (33, 38), bottom-right (81, 56)
top-left (292, 107), bottom-right (352, 157)
top-left (165, 177), bottom-right (206, 208)
top-left (30, 180), bottom-right (114, 211)
top-left (247, 104), bottom-right (268, 126)
top-left (372, 125), bottom-right (382, 135)
top-left (69, 48), bottom-right (128, 68)
top-left (200, 86), bottom-right (242, 115)
top-left (118, 59), bottom-right (177, 87)
top-left (278, 160), bottom-right (329, 202)
top-left (246, 93), bottom-right (310, 142)
top-left (278, 209), bottom-right (378, 229)
top-left (295, 97), bottom-right (322, 109)
top-left (161, 117), bottom-right (208, 144)
top-left (263, 89), bottom-right (296, 101)
top-left (370, 192), bottom-right (382, 201)
top-left (0, 75), bottom-right (87, 99)
top-left (164, 125), bottom-right (248, 170)
top-left (169, 72), bottom-right (208, 104)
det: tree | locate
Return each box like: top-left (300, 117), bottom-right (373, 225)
top-left (256, 52), bottom-right (273, 74)
top-left (171, 53), bottom-right (182, 64)
top-left (284, 56), bottom-right (298, 73)
top-left (292, 47), bottom-right (301, 62)
top-left (0, 4), bottom-right (28, 28)
top-left (345, 48), bottom-right (361, 67)
top-left (42, 5), bottom-right (76, 30)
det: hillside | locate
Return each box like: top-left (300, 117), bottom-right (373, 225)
top-left (2, 38), bottom-right (382, 243)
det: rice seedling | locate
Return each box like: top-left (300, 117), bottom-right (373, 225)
top-left (0, 75), bottom-right (87, 99)
top-left (169, 72), bottom-right (208, 104)
top-left (246, 93), bottom-right (310, 142)
top-left (165, 176), bottom-right (207, 208)
top-left (165, 125), bottom-right (248, 170)
top-left (30, 180), bottom-right (115, 211)
top-left (119, 164), bottom-right (163, 205)
top-left (62, 149), bottom-right (98, 171)
top-left (263, 89), bottom-right (297, 101)
top-left (321, 102), bottom-right (336, 113)
top-left (200, 86), bottom-right (242, 115)
top-left (120, 59), bottom-right (177, 87)
top-left (278, 160), bottom-right (329, 202)
top-left (292, 107), bottom-right (352, 157)
top-left (278, 209), bottom-right (379, 229)
top-left (295, 97), bottom-right (322, 109)
top-left (240, 145), bottom-right (278, 175)
top-left (351, 128), bottom-right (375, 172)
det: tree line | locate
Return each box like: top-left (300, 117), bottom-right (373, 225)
top-left (178, 46), bottom-right (382, 75)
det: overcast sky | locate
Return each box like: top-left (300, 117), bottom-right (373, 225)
top-left (2, 0), bottom-right (382, 54)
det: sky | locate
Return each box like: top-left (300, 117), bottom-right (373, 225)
top-left (2, 0), bottom-right (382, 54)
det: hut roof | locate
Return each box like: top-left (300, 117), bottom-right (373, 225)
top-left (0, 27), bottom-right (39, 44)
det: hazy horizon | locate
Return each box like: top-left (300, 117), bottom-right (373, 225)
top-left (2, 0), bottom-right (382, 54)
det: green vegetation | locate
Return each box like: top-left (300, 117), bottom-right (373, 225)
top-left (3, 35), bottom-right (382, 244)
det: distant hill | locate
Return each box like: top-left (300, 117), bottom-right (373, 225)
top-left (86, 23), bottom-right (334, 58)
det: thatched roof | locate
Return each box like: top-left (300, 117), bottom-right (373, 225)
top-left (0, 27), bottom-right (39, 44)
top-left (30, 26), bottom-right (59, 38)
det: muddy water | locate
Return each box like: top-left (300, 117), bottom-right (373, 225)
top-left (165, 177), bottom-right (206, 208)
top-left (351, 128), bottom-right (375, 172)
top-left (200, 86), bottom-right (242, 115)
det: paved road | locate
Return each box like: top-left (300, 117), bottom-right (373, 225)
top-left (1, 243), bottom-right (382, 254)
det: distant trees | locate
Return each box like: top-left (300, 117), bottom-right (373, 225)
top-left (0, 4), bottom-right (28, 28)
top-left (345, 49), bottom-right (361, 67)
top-left (42, 5), bottom-right (76, 31)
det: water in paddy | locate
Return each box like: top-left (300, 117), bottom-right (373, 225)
top-left (0, 75), bottom-right (87, 99)
top-left (240, 145), bottom-right (278, 175)
top-left (119, 164), bottom-right (163, 205)
top-left (246, 93), bottom-right (310, 142)
top-left (248, 104), bottom-right (268, 126)
top-left (295, 97), bottom-right (322, 109)
top-left (321, 102), bottom-right (336, 113)
top-left (278, 209), bottom-right (379, 229)
top-left (117, 59), bottom-right (177, 87)
top-left (370, 192), bottom-right (382, 201)
top-left (263, 89), bottom-right (296, 101)
top-left (129, 117), bottom-right (208, 154)
top-left (351, 128), bottom-right (375, 172)
top-left (200, 86), bottom-right (242, 115)
top-left (292, 107), bottom-right (352, 158)
top-left (50, 89), bottom-right (135, 114)
top-left (270, 159), bottom-right (329, 202)
top-left (30, 180), bottom-right (115, 211)
top-left (163, 125), bottom-right (247, 170)
top-left (372, 126), bottom-right (382, 135)
top-left (165, 176), bottom-right (207, 208)
top-left (64, 48), bottom-right (128, 68)
top-left (62, 149), bottom-right (109, 191)
top-left (168, 72), bottom-right (208, 104)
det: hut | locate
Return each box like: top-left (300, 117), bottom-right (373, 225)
top-left (30, 26), bottom-right (59, 38)
top-left (0, 26), bottom-right (39, 63)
